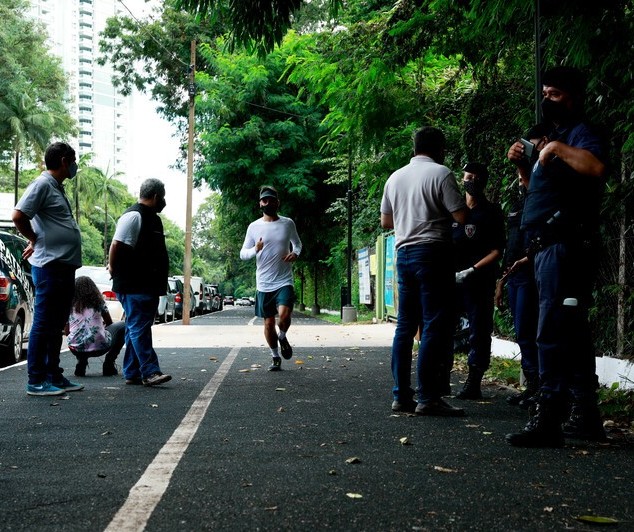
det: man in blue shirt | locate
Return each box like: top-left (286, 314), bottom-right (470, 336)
top-left (13, 142), bottom-right (83, 396)
top-left (505, 67), bottom-right (607, 447)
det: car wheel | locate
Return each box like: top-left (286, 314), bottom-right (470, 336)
top-left (3, 316), bottom-right (25, 365)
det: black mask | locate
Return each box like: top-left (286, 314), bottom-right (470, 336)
top-left (464, 180), bottom-right (484, 198)
top-left (541, 98), bottom-right (571, 124)
top-left (261, 204), bottom-right (277, 216)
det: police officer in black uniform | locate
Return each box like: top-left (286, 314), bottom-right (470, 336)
top-left (497, 124), bottom-right (550, 408)
top-left (452, 162), bottom-right (505, 400)
top-left (506, 67), bottom-right (607, 447)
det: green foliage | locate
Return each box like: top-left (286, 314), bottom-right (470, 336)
top-left (79, 219), bottom-right (107, 266)
top-left (597, 383), bottom-right (634, 424)
top-left (0, 0), bottom-right (76, 189)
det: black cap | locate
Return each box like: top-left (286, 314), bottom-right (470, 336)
top-left (259, 186), bottom-right (278, 200)
top-left (462, 162), bottom-right (489, 180)
top-left (542, 66), bottom-right (586, 98)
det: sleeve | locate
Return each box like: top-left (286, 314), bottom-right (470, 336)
top-left (239, 223), bottom-right (257, 261)
top-left (112, 212), bottom-right (142, 247)
top-left (288, 219), bottom-right (302, 256)
top-left (380, 180), bottom-right (393, 215)
top-left (15, 180), bottom-right (44, 218)
top-left (440, 172), bottom-right (467, 213)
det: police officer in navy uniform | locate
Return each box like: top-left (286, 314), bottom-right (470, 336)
top-left (497, 124), bottom-right (550, 408)
top-left (506, 67), bottom-right (607, 447)
top-left (452, 162), bottom-right (505, 400)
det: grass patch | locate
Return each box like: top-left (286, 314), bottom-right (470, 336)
top-left (313, 308), bottom-right (376, 325)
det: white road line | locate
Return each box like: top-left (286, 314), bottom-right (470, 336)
top-left (104, 347), bottom-right (240, 532)
top-left (248, 316), bottom-right (257, 326)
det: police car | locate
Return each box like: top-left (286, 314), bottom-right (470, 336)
top-left (0, 231), bottom-right (34, 364)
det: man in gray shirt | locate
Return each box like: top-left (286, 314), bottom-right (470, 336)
top-left (381, 127), bottom-right (467, 416)
top-left (13, 142), bottom-right (83, 396)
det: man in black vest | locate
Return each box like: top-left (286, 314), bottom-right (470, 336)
top-left (109, 178), bottom-right (172, 386)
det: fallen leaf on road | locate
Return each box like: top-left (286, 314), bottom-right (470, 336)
top-left (151, 404), bottom-right (159, 408)
top-left (264, 506), bottom-right (278, 511)
top-left (328, 469), bottom-right (337, 475)
top-left (346, 493), bottom-right (363, 499)
top-left (482, 431), bottom-right (493, 435)
top-left (209, 356), bottom-right (218, 361)
top-left (101, 431), bottom-right (112, 436)
top-left (295, 360), bottom-right (304, 364)
top-left (544, 507), bottom-right (554, 513)
top-left (201, 369), bottom-right (207, 372)
top-left (465, 424), bottom-right (481, 428)
top-left (399, 437), bottom-right (411, 445)
top-left (308, 355), bottom-right (314, 359)
top-left (433, 466), bottom-right (457, 473)
top-left (275, 387), bottom-right (286, 391)
top-left (250, 364), bottom-right (262, 368)
top-left (346, 457), bottom-right (361, 464)
top-left (575, 515), bottom-right (619, 525)
top-left (277, 407), bottom-right (285, 413)
top-left (238, 369), bottom-right (250, 373)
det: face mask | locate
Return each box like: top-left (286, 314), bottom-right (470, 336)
top-left (463, 180), bottom-right (484, 197)
top-left (67, 161), bottom-right (78, 179)
top-left (156, 197), bottom-right (166, 213)
top-left (541, 98), bottom-right (571, 124)
top-left (261, 204), bottom-right (277, 217)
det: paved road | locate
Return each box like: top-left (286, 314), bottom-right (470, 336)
top-left (1, 307), bottom-right (633, 531)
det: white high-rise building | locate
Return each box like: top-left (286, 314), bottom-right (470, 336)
top-left (28, 0), bottom-right (128, 176)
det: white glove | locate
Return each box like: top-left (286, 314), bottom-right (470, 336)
top-left (455, 267), bottom-right (475, 284)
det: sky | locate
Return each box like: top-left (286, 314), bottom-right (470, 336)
top-left (126, 90), bottom-right (211, 230)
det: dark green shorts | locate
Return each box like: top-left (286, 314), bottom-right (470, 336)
top-left (255, 285), bottom-right (295, 318)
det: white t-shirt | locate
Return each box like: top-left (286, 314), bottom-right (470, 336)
top-left (240, 216), bottom-right (302, 292)
top-left (112, 211), bottom-right (142, 247)
top-left (381, 155), bottom-right (465, 249)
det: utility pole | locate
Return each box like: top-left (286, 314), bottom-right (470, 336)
top-left (182, 39), bottom-right (196, 325)
top-left (342, 143), bottom-right (357, 322)
top-left (534, 0), bottom-right (542, 123)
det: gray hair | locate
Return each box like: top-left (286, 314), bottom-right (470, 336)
top-left (139, 178), bottom-right (165, 200)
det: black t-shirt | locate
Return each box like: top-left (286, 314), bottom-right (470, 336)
top-left (452, 199), bottom-right (505, 273)
top-left (504, 192), bottom-right (527, 268)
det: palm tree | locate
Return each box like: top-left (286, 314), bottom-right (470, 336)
top-left (0, 92), bottom-right (52, 204)
top-left (78, 164), bottom-right (128, 265)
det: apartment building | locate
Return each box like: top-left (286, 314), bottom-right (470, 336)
top-left (28, 0), bottom-right (128, 176)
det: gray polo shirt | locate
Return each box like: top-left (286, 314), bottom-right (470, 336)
top-left (15, 171), bottom-right (82, 267)
top-left (381, 156), bottom-right (465, 249)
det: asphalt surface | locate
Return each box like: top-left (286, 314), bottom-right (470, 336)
top-left (1, 307), bottom-right (633, 531)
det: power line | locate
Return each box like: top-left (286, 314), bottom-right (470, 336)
top-left (116, 0), bottom-right (188, 68)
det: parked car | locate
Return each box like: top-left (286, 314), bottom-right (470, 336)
top-left (74, 265), bottom-right (125, 321)
top-left (204, 284), bottom-right (222, 313)
top-left (156, 281), bottom-right (176, 323)
top-left (223, 295), bottom-right (235, 306)
top-left (235, 297), bottom-right (252, 306)
top-left (174, 275), bottom-right (206, 315)
top-left (0, 231), bottom-right (34, 364)
top-left (169, 277), bottom-right (196, 320)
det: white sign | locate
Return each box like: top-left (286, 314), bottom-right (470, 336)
top-left (358, 248), bottom-right (371, 304)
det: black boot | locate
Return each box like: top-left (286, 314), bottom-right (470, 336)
top-left (102, 359), bottom-right (118, 377)
top-left (562, 402), bottom-right (607, 442)
top-left (506, 400), bottom-right (565, 448)
top-left (507, 373), bottom-right (539, 408)
top-left (456, 366), bottom-right (484, 400)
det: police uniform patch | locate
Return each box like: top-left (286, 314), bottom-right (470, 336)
top-left (465, 224), bottom-right (476, 238)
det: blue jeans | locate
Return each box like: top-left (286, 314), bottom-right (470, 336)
top-left (116, 293), bottom-right (161, 379)
top-left (507, 269), bottom-right (539, 379)
top-left (392, 243), bottom-right (455, 404)
top-left (533, 242), bottom-right (598, 402)
top-left (28, 263), bottom-right (76, 384)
